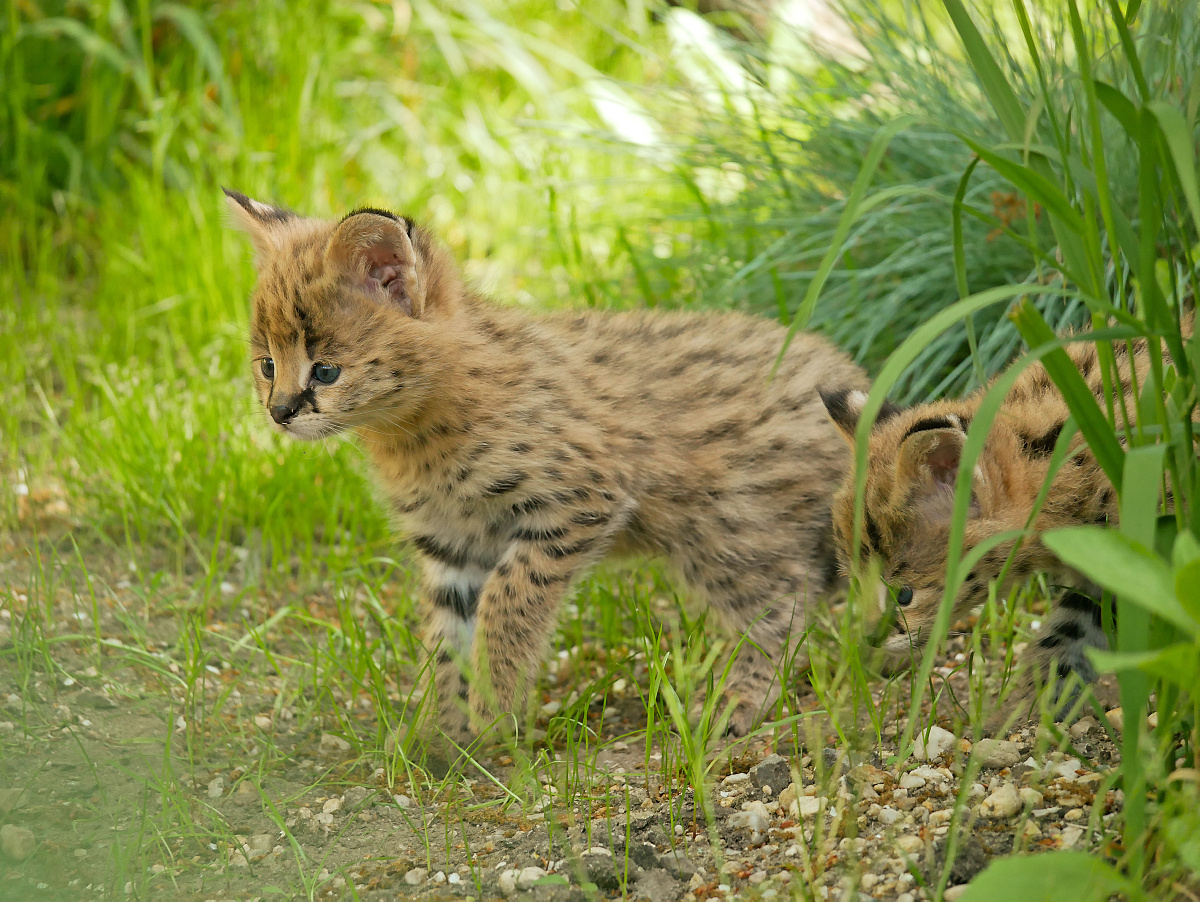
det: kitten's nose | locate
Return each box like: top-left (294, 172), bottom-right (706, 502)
top-left (270, 399), bottom-right (300, 425)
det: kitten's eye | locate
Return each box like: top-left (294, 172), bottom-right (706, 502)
top-left (896, 586), bottom-right (914, 607)
top-left (260, 358), bottom-right (275, 380)
top-left (312, 362), bottom-right (341, 385)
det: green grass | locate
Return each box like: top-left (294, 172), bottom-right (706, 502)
top-left (1, 0), bottom-right (1198, 900)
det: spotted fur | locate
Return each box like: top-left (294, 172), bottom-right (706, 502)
top-left (820, 333), bottom-right (1177, 719)
top-left (225, 190), bottom-right (868, 741)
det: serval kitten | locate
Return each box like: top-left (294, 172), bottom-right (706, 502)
top-left (820, 333), bottom-right (1177, 719)
top-left (225, 189), bottom-right (867, 742)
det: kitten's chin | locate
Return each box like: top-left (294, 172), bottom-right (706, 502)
top-left (277, 420), bottom-right (341, 441)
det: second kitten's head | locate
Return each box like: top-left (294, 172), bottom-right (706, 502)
top-left (225, 190), bottom-right (462, 440)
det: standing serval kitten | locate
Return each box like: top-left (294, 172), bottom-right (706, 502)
top-left (225, 189), bottom-right (867, 741)
top-left (819, 333), bottom-right (1176, 717)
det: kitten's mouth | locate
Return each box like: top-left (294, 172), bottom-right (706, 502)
top-left (277, 419), bottom-right (340, 441)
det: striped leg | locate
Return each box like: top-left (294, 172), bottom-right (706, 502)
top-left (419, 560), bottom-right (488, 743)
top-left (999, 588), bottom-right (1108, 727)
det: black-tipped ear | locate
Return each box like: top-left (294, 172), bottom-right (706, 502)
top-left (223, 188), bottom-right (296, 259)
top-left (819, 387), bottom-right (901, 445)
top-left (222, 188), bottom-right (294, 224)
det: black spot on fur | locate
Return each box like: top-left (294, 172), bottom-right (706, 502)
top-left (1022, 423), bottom-right (1063, 457)
top-left (411, 534), bottom-right (474, 569)
top-left (513, 525), bottom-right (569, 542)
top-left (484, 473), bottom-right (527, 496)
top-left (544, 537), bottom-right (596, 559)
top-left (903, 416), bottom-right (961, 439)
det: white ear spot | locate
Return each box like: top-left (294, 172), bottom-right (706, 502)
top-left (848, 390), bottom-right (869, 409)
top-left (249, 199), bottom-right (277, 218)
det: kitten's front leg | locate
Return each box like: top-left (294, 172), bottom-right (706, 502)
top-left (468, 529), bottom-right (616, 735)
top-left (417, 559), bottom-right (489, 745)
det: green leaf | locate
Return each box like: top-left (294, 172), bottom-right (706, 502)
top-left (1042, 527), bottom-right (1195, 633)
top-left (1148, 101), bottom-right (1200, 239)
top-left (958, 137), bottom-right (1086, 236)
top-left (958, 851), bottom-right (1140, 902)
top-left (1090, 643), bottom-right (1200, 687)
top-left (939, 0), bottom-right (1026, 144)
top-left (1177, 560), bottom-right (1200, 622)
top-left (1174, 530), bottom-right (1200, 569)
top-left (1009, 302), bottom-right (1126, 488)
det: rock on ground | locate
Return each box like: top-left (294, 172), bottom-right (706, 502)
top-left (1, 824), bottom-right (36, 861)
top-left (749, 754), bottom-right (791, 791)
top-left (632, 867), bottom-right (682, 902)
top-left (973, 739), bottom-right (1020, 769)
top-left (913, 726), bottom-right (956, 760)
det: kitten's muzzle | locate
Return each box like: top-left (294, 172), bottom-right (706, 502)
top-left (270, 396), bottom-right (303, 425)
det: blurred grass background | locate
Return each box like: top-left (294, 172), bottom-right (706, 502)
top-left (2, 1), bottom-right (1199, 897)
top-left (3, 0), bottom-right (1143, 585)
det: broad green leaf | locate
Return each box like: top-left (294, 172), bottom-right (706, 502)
top-left (1174, 530), bottom-right (1200, 569)
top-left (1042, 527), bottom-right (1194, 633)
top-left (1090, 643), bottom-right (1200, 686)
top-left (1149, 101), bottom-right (1200, 239)
top-left (958, 851), bottom-right (1140, 902)
top-left (1177, 560), bottom-right (1200, 622)
top-left (958, 137), bottom-right (1085, 236)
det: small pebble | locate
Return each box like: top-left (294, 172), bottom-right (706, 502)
top-left (980, 782), bottom-right (1022, 819)
top-left (913, 726), bottom-right (956, 761)
top-left (404, 868), bottom-right (428, 886)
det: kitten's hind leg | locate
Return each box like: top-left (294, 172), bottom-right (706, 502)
top-left (992, 589), bottom-right (1106, 730)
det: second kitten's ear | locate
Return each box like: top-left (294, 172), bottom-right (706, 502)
top-left (819, 387), bottom-right (901, 447)
top-left (223, 188), bottom-right (295, 259)
top-left (326, 209), bottom-right (425, 318)
top-left (895, 419), bottom-right (980, 524)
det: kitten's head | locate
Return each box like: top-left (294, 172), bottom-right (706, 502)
top-left (819, 387), bottom-right (996, 662)
top-left (225, 190), bottom-right (462, 440)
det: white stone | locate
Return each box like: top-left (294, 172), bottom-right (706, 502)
top-left (877, 807), bottom-right (902, 825)
top-left (723, 773), bottom-right (750, 786)
top-left (1022, 821), bottom-right (1042, 839)
top-left (944, 887), bottom-right (970, 901)
top-left (253, 715), bottom-right (272, 731)
top-left (1060, 825), bottom-right (1086, 848)
top-left (913, 725), bottom-right (957, 760)
top-left (899, 773), bottom-right (926, 790)
top-left (517, 866), bottom-right (547, 889)
top-left (792, 796), bottom-right (822, 819)
top-left (1, 824), bottom-right (36, 861)
top-left (1070, 717), bottom-right (1096, 738)
top-left (540, 701), bottom-right (561, 716)
top-left (405, 867), bottom-right (427, 885)
top-left (393, 794), bottom-right (411, 808)
top-left (980, 782), bottom-right (1022, 818)
top-left (973, 739), bottom-right (1021, 768)
top-left (730, 801), bottom-right (772, 840)
top-left (207, 777), bottom-right (225, 799)
top-left (320, 732), bottom-right (351, 753)
top-left (498, 869), bottom-right (520, 894)
top-left (896, 835), bottom-right (923, 854)
top-left (1017, 788), bottom-right (1041, 809)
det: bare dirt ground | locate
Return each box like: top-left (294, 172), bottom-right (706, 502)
top-left (0, 544), bottom-right (1127, 902)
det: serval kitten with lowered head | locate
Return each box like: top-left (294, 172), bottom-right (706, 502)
top-left (225, 189), bottom-right (868, 743)
top-left (819, 333), bottom-right (1176, 719)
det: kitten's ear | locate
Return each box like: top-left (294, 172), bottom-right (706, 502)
top-left (819, 387), bottom-right (902, 447)
top-left (223, 188), bottom-right (295, 259)
top-left (895, 419), bottom-right (980, 524)
top-left (326, 209), bottom-right (425, 318)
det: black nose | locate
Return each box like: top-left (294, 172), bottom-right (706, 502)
top-left (270, 400), bottom-right (299, 424)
